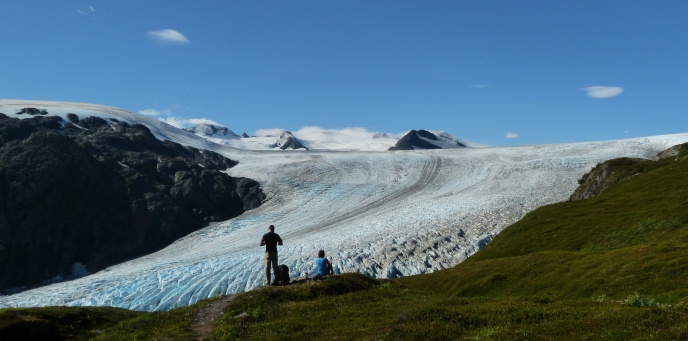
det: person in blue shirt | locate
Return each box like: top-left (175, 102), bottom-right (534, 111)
top-left (311, 249), bottom-right (333, 281)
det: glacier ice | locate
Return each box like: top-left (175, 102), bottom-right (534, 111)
top-left (1, 100), bottom-right (688, 311)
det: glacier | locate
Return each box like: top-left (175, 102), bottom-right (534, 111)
top-left (2, 100), bottom-right (688, 311)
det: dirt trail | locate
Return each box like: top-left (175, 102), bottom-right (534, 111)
top-left (190, 295), bottom-right (236, 340)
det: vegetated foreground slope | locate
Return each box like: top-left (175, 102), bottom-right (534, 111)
top-left (402, 143), bottom-right (688, 303)
top-left (2, 100), bottom-right (688, 313)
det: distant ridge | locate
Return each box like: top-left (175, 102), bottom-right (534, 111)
top-left (185, 123), bottom-right (240, 139)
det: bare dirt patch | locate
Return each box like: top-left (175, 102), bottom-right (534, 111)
top-left (190, 295), bottom-right (236, 341)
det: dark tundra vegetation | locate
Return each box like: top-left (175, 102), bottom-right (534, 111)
top-left (0, 112), bottom-right (265, 293)
top-left (2, 143), bottom-right (688, 340)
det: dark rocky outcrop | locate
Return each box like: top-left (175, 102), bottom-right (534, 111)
top-left (654, 144), bottom-right (688, 161)
top-left (568, 158), bottom-right (642, 201)
top-left (185, 124), bottom-right (240, 139)
top-left (271, 131), bottom-right (308, 150)
top-left (388, 129), bottom-right (466, 151)
top-left (0, 113), bottom-right (265, 293)
top-left (569, 143), bottom-right (688, 201)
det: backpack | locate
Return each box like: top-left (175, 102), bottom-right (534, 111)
top-left (278, 264), bottom-right (290, 285)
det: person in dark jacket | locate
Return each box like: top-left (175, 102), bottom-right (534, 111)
top-left (260, 224), bottom-right (283, 286)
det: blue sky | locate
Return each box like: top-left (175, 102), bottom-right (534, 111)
top-left (2, 1), bottom-right (687, 146)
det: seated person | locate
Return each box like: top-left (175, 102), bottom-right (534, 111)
top-left (311, 249), bottom-right (333, 281)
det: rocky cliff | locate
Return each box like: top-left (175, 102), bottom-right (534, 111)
top-left (0, 112), bottom-right (265, 292)
top-left (569, 143), bottom-right (688, 201)
top-left (388, 129), bottom-right (466, 150)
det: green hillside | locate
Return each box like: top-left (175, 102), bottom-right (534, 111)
top-left (3, 143), bottom-right (688, 340)
top-left (402, 143), bottom-right (688, 302)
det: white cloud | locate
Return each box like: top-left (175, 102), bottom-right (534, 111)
top-left (77, 6), bottom-right (95, 15)
top-left (147, 29), bottom-right (190, 45)
top-left (295, 126), bottom-right (403, 143)
top-left (159, 117), bottom-right (187, 128)
top-left (470, 84), bottom-right (490, 89)
top-left (188, 118), bottom-right (222, 126)
top-left (139, 106), bottom-right (218, 128)
top-left (138, 109), bottom-right (162, 116)
top-left (581, 86), bottom-right (623, 99)
top-left (255, 128), bottom-right (287, 137)
top-left (251, 126), bottom-right (404, 150)
top-left (159, 117), bottom-right (221, 129)
top-left (235, 126), bottom-right (401, 143)
top-left (505, 132), bottom-right (519, 139)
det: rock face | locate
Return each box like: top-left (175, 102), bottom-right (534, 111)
top-left (388, 129), bottom-right (466, 150)
top-left (569, 143), bottom-right (688, 201)
top-left (185, 124), bottom-right (240, 139)
top-left (0, 113), bottom-right (265, 292)
top-left (568, 159), bottom-right (633, 201)
top-left (271, 131), bottom-right (308, 150)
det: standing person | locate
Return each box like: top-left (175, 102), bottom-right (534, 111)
top-left (311, 249), bottom-right (333, 281)
top-left (260, 225), bottom-right (283, 286)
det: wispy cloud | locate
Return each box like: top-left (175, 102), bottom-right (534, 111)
top-left (189, 118), bottom-right (222, 126)
top-left (161, 117), bottom-right (221, 128)
top-left (470, 84), bottom-right (490, 89)
top-left (505, 132), bottom-right (519, 139)
top-left (297, 126), bottom-right (403, 142)
top-left (139, 106), bottom-right (218, 128)
top-left (581, 86), bottom-right (623, 99)
top-left (77, 6), bottom-right (96, 15)
top-left (138, 109), bottom-right (164, 117)
top-left (255, 128), bottom-right (289, 137)
top-left (253, 127), bottom-right (405, 150)
top-left (147, 29), bottom-right (190, 45)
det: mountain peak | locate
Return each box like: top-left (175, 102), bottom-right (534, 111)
top-left (185, 123), bottom-right (240, 139)
top-left (388, 129), bottom-right (466, 151)
top-left (271, 131), bottom-right (309, 150)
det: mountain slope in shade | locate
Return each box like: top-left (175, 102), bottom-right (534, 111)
top-left (0, 100), bottom-right (265, 292)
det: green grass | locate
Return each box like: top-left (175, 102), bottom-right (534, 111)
top-left (0, 306), bottom-right (142, 340)
top-left (208, 276), bottom-right (688, 340)
top-left (3, 143), bottom-right (688, 340)
top-left (400, 143), bottom-right (688, 303)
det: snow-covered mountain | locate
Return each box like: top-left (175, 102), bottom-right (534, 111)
top-left (186, 125), bottom-right (309, 151)
top-left (184, 123), bottom-right (241, 140)
top-left (184, 123), bottom-right (468, 151)
top-left (270, 130), bottom-right (308, 150)
top-left (2, 100), bottom-right (688, 312)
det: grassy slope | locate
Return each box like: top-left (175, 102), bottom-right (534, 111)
top-left (0, 306), bottom-right (142, 340)
top-left (403, 145), bottom-right (688, 302)
top-left (3, 144), bottom-right (688, 340)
